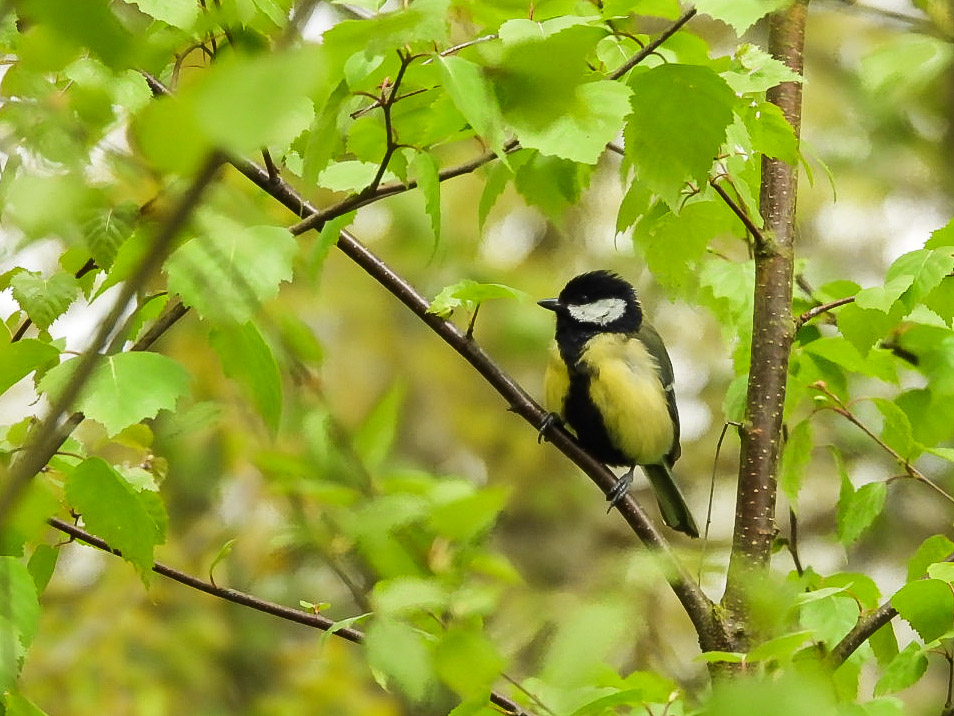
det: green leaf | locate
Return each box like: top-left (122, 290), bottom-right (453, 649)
top-left (428, 280), bottom-right (526, 318)
top-left (316, 160), bottom-right (398, 193)
top-left (872, 398), bottom-right (919, 461)
top-left (926, 217), bottom-right (954, 248)
top-left (908, 534), bottom-right (954, 581)
top-left (837, 480), bottom-right (887, 546)
top-left (65, 457), bottom-right (166, 579)
top-left (855, 275), bottom-right (915, 313)
top-left (209, 322), bottom-right (282, 434)
top-left (494, 26), bottom-right (632, 164)
top-left (39, 352), bottom-right (190, 436)
top-left (127, 0), bottom-right (199, 28)
top-left (9, 271), bottom-right (80, 331)
top-left (513, 152), bottom-right (594, 223)
top-left (625, 64), bottom-right (735, 208)
top-left (437, 56), bottom-right (509, 162)
top-left (747, 631), bottom-right (813, 662)
top-left (435, 627), bottom-right (505, 697)
top-left (428, 486), bottom-right (510, 541)
top-left (24, 0), bottom-right (138, 70)
top-left (802, 336), bottom-right (895, 383)
top-left (165, 222), bottom-right (297, 324)
top-left (81, 201), bottom-right (138, 270)
top-left (364, 618), bottom-right (435, 702)
top-left (926, 562), bottom-right (954, 582)
top-left (695, 651), bottom-right (745, 663)
top-left (875, 643), bottom-right (928, 697)
top-left (860, 33), bottom-right (953, 97)
top-left (694, 0), bottom-right (791, 34)
top-left (26, 544), bottom-right (58, 594)
top-left (722, 44), bottom-right (802, 94)
top-left (0, 556), bottom-right (40, 651)
top-left (743, 101), bottom-right (800, 165)
top-left (410, 151), bottom-right (441, 242)
top-left (371, 576), bottom-right (449, 616)
top-left (323, 0), bottom-right (449, 56)
top-left (353, 381), bottom-right (405, 471)
top-left (2, 690), bottom-right (51, 716)
top-left (798, 594), bottom-right (859, 646)
top-left (885, 248), bottom-right (954, 312)
top-left (0, 338), bottom-right (60, 396)
top-left (836, 302), bottom-right (901, 355)
top-left (541, 600), bottom-right (632, 686)
top-left (890, 579), bottom-right (954, 643)
top-left (780, 419), bottom-right (812, 506)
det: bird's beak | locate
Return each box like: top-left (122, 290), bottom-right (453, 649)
top-left (537, 298), bottom-right (561, 312)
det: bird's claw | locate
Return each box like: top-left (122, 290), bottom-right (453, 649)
top-left (537, 412), bottom-right (561, 444)
top-left (606, 471), bottom-right (633, 513)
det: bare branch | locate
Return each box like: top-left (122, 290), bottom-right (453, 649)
top-left (609, 8), bottom-right (698, 81)
top-left (795, 296), bottom-right (855, 328)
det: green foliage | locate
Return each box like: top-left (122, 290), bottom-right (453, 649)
top-left (428, 280), bottom-right (526, 318)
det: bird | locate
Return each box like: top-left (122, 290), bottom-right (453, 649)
top-left (538, 270), bottom-right (699, 538)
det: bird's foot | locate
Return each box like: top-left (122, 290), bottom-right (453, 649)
top-left (537, 412), bottom-right (562, 444)
top-left (606, 470), bottom-right (634, 513)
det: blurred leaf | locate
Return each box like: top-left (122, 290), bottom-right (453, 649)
top-left (890, 579), bottom-right (954, 643)
top-left (316, 160), bottom-right (398, 192)
top-left (65, 457), bottom-right (166, 580)
top-left (323, 0), bottom-right (449, 56)
top-left (874, 642), bottom-right (928, 696)
top-left (694, 0), bottom-right (790, 33)
top-left (22, 0), bottom-right (138, 69)
top-left (81, 201), bottom-right (138, 270)
top-left (722, 44), bottom-right (802, 94)
top-left (40, 353), bottom-right (190, 436)
top-left (353, 381), bottom-right (405, 471)
top-left (541, 600), bottom-right (632, 686)
top-left (798, 594), bottom-right (858, 646)
top-left (128, 0), bottom-right (199, 28)
top-left (860, 33), bottom-right (953, 96)
top-left (625, 64), bottom-right (734, 207)
top-left (371, 576), bottom-right (448, 616)
top-left (25, 544), bottom-right (58, 594)
top-left (0, 338), bottom-right (60, 395)
top-left (695, 651), bottom-right (745, 663)
top-left (437, 56), bottom-right (509, 163)
top-left (429, 486), bottom-right (510, 541)
top-left (207, 538), bottom-right (236, 584)
top-left (165, 222), bottom-right (297, 324)
top-left (434, 627), bottom-right (505, 697)
top-left (837, 479), bottom-right (886, 547)
top-left (9, 271), bottom-right (79, 331)
top-left (364, 618), bottom-right (436, 702)
top-left (908, 534), bottom-right (954, 581)
top-left (2, 690), bottom-right (50, 716)
top-left (210, 322), bottom-right (282, 434)
top-left (746, 630), bottom-right (813, 662)
top-left (780, 420), bottom-right (812, 506)
top-left (318, 612), bottom-right (373, 647)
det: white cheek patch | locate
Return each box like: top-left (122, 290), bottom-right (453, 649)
top-left (567, 298), bottom-right (627, 325)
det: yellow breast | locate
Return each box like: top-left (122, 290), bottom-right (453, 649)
top-left (580, 333), bottom-right (674, 465)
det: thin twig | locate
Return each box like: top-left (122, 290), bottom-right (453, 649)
top-left (46, 516), bottom-right (535, 716)
top-left (795, 296), bottom-right (855, 328)
top-left (787, 508), bottom-right (804, 576)
top-left (609, 8), bottom-right (698, 81)
top-left (709, 176), bottom-right (765, 244)
top-left (0, 153), bottom-right (226, 526)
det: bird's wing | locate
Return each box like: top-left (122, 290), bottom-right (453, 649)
top-left (635, 323), bottom-right (681, 464)
top-left (543, 340), bottom-right (570, 418)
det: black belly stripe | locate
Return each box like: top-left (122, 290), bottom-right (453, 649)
top-left (564, 368), bottom-right (630, 467)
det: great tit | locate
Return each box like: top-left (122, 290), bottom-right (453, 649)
top-left (538, 270), bottom-right (699, 538)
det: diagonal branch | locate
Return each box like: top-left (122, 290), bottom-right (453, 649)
top-left (609, 8), bottom-right (698, 81)
top-left (47, 517), bottom-right (534, 716)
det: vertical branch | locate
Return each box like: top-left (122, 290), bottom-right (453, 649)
top-left (721, 0), bottom-right (808, 645)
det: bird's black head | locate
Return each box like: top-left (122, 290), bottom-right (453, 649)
top-left (538, 270), bottom-right (643, 333)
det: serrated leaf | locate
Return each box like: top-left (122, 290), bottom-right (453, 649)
top-left (875, 642), bottom-right (928, 696)
top-left (694, 0), bottom-right (791, 33)
top-left (410, 151), bottom-right (441, 242)
top-left (9, 271), bottom-right (80, 331)
top-left (437, 56), bottom-right (509, 163)
top-left (81, 201), bottom-right (138, 270)
top-left (908, 534), bottom-right (954, 581)
top-left (0, 338), bottom-right (60, 396)
top-left (39, 352), bottom-right (190, 436)
top-left (722, 44), bottom-right (803, 93)
top-left (428, 280), bottom-right (527, 318)
top-left (513, 152), bottom-right (593, 223)
top-left (743, 101), bottom-right (800, 165)
top-left (364, 618), bottom-right (435, 702)
top-left (855, 275), bottom-right (915, 312)
top-left (2, 690), bottom-right (51, 716)
top-left (210, 322), bottom-right (282, 434)
top-left (780, 419), bottom-right (812, 505)
top-left (625, 64), bottom-right (735, 208)
top-left (926, 217), bottom-right (954, 248)
top-left (127, 0), bottom-right (198, 28)
top-left (478, 161), bottom-right (516, 230)
top-left (885, 248), bottom-right (954, 312)
top-left (65, 458), bottom-right (164, 580)
top-left (872, 398), bottom-right (919, 461)
top-left (165, 222), bottom-right (297, 324)
top-left (837, 480), bottom-right (887, 546)
top-left (890, 579), bottom-right (954, 643)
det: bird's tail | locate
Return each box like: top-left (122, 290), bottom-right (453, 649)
top-left (643, 463), bottom-right (699, 538)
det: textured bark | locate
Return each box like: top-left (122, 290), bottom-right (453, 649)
top-left (721, 0), bottom-right (808, 646)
